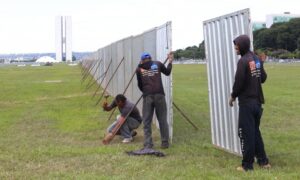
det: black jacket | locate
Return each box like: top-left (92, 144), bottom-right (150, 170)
top-left (231, 35), bottom-right (267, 105)
top-left (136, 60), bottom-right (172, 96)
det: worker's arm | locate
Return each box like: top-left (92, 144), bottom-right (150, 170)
top-left (136, 68), bottom-right (143, 92)
top-left (103, 100), bottom-right (117, 111)
top-left (160, 52), bottom-right (174, 76)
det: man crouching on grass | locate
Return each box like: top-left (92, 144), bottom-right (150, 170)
top-left (103, 94), bottom-right (142, 143)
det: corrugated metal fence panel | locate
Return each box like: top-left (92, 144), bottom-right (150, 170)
top-left (117, 41), bottom-right (125, 95)
top-left (203, 9), bottom-right (252, 155)
top-left (103, 46), bottom-right (110, 87)
top-left (143, 29), bottom-right (157, 60)
top-left (131, 34), bottom-right (144, 110)
top-left (94, 50), bottom-right (101, 83)
top-left (156, 21), bottom-right (173, 141)
top-left (106, 45), bottom-right (113, 95)
top-left (111, 43), bottom-right (118, 96)
top-left (90, 54), bottom-right (98, 80)
top-left (123, 37), bottom-right (134, 100)
top-left (98, 49), bottom-right (104, 84)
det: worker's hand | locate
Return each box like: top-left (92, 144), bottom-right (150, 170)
top-left (259, 52), bottom-right (267, 62)
top-left (229, 96), bottom-right (236, 107)
top-left (168, 52), bottom-right (174, 63)
top-left (102, 102), bottom-right (108, 110)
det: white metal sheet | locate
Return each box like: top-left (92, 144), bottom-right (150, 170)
top-left (156, 21), bottom-right (173, 141)
top-left (203, 9), bottom-right (252, 155)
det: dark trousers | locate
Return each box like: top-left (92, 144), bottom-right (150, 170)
top-left (238, 103), bottom-right (269, 170)
top-left (142, 94), bottom-right (169, 148)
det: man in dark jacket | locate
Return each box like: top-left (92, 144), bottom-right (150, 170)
top-left (229, 35), bottom-right (271, 171)
top-left (136, 52), bottom-right (173, 149)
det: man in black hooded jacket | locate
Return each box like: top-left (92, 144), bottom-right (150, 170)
top-left (229, 35), bottom-right (271, 171)
top-left (136, 52), bottom-right (173, 149)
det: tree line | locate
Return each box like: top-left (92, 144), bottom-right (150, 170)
top-left (174, 41), bottom-right (205, 60)
top-left (174, 18), bottom-right (300, 61)
top-left (254, 18), bottom-right (300, 59)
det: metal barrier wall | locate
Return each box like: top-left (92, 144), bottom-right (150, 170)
top-left (82, 22), bottom-right (173, 141)
top-left (203, 9), bottom-right (252, 155)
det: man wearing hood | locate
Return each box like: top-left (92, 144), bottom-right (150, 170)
top-left (229, 35), bottom-right (271, 171)
top-left (136, 52), bottom-right (173, 149)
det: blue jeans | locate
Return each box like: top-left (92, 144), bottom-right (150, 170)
top-left (107, 115), bottom-right (140, 139)
top-left (142, 94), bottom-right (169, 148)
top-left (238, 103), bottom-right (269, 170)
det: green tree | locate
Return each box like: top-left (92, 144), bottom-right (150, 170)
top-left (297, 38), bottom-right (300, 50)
top-left (198, 41), bottom-right (205, 59)
top-left (254, 18), bottom-right (300, 57)
top-left (173, 41), bottom-right (205, 60)
top-left (254, 29), bottom-right (277, 50)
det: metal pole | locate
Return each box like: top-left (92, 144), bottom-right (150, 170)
top-left (82, 59), bottom-right (99, 84)
top-left (172, 102), bottom-right (199, 130)
top-left (86, 69), bottom-right (106, 91)
top-left (80, 60), bottom-right (88, 77)
top-left (78, 61), bottom-right (84, 75)
top-left (81, 59), bottom-right (93, 77)
top-left (82, 60), bottom-right (98, 82)
top-left (106, 67), bottom-right (138, 121)
top-left (95, 57), bottom-right (125, 106)
top-left (81, 60), bottom-right (94, 83)
top-left (85, 59), bottom-right (103, 90)
top-left (92, 59), bottom-right (113, 99)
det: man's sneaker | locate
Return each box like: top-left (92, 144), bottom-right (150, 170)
top-left (122, 137), bottom-right (133, 143)
top-left (131, 131), bottom-right (137, 137)
top-left (236, 166), bottom-right (246, 172)
top-left (260, 163), bottom-right (271, 169)
top-left (236, 166), bottom-right (253, 172)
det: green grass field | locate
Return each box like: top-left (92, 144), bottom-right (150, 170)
top-left (0, 63), bottom-right (299, 179)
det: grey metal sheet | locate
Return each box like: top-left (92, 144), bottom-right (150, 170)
top-left (123, 37), bottom-right (134, 99)
top-left (117, 41), bottom-right (125, 95)
top-left (143, 29), bottom-right (157, 60)
top-left (105, 45), bottom-right (112, 95)
top-left (203, 9), bottom-right (252, 155)
top-left (156, 21), bottom-right (173, 141)
top-left (111, 42), bottom-right (118, 96)
top-left (131, 34), bottom-right (144, 110)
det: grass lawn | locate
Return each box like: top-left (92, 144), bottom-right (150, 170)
top-left (0, 63), bottom-right (299, 179)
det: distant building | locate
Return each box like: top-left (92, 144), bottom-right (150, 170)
top-left (266, 12), bottom-right (300, 28)
top-left (15, 57), bottom-right (24, 61)
top-left (55, 16), bottom-right (72, 62)
top-left (252, 21), bottom-right (266, 31)
top-left (36, 56), bottom-right (58, 63)
top-left (4, 59), bottom-right (10, 64)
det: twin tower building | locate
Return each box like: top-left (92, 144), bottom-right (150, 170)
top-left (55, 16), bottom-right (72, 62)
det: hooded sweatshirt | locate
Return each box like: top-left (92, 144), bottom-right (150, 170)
top-left (231, 35), bottom-right (267, 105)
top-left (136, 60), bottom-right (172, 96)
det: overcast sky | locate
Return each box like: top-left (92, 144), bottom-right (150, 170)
top-left (0, 0), bottom-right (299, 54)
